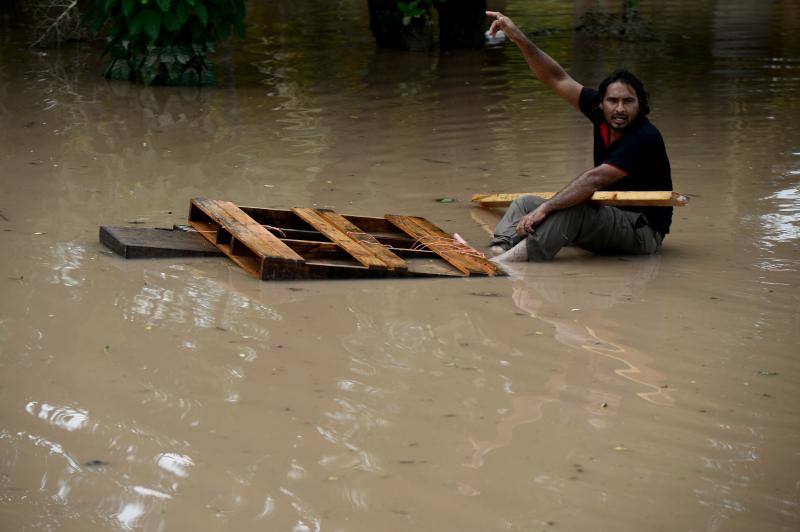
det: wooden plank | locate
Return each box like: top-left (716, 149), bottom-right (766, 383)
top-left (385, 215), bottom-right (501, 277)
top-left (190, 198), bottom-right (305, 279)
top-left (402, 216), bottom-right (501, 277)
top-left (292, 207), bottom-right (389, 270)
top-left (190, 198), bottom-right (304, 262)
top-left (317, 209), bottom-right (407, 270)
top-left (471, 191), bottom-right (690, 208)
top-left (239, 206), bottom-right (402, 235)
top-left (100, 226), bottom-right (223, 258)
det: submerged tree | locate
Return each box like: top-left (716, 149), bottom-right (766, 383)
top-left (17, 0), bottom-right (91, 47)
top-left (367, 0), bottom-right (487, 52)
top-left (576, 0), bottom-right (656, 41)
top-left (85, 0), bottom-right (246, 85)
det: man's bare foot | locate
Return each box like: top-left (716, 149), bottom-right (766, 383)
top-left (491, 239), bottom-right (528, 262)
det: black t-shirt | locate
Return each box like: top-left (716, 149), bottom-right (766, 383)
top-left (578, 86), bottom-right (673, 235)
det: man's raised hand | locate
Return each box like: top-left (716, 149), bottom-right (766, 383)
top-left (486, 11), bottom-right (525, 43)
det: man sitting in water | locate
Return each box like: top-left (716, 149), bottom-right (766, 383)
top-left (485, 11), bottom-right (672, 262)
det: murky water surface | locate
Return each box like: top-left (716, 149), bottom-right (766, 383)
top-left (1, 0), bottom-right (799, 530)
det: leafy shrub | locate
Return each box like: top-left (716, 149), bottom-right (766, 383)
top-left (85, 0), bottom-right (246, 85)
top-left (397, 0), bottom-right (436, 26)
top-left (575, 0), bottom-right (656, 42)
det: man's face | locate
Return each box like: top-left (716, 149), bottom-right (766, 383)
top-left (599, 81), bottom-right (640, 131)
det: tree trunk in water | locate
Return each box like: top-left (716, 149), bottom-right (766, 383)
top-left (436, 0), bottom-right (487, 50)
top-left (367, 0), bottom-right (434, 51)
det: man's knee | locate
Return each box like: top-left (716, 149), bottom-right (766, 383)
top-left (543, 203), bottom-right (593, 231)
top-left (512, 195), bottom-right (546, 213)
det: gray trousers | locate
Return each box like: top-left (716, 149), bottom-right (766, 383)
top-left (490, 195), bottom-right (663, 261)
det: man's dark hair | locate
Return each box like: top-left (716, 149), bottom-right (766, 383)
top-left (597, 69), bottom-right (650, 116)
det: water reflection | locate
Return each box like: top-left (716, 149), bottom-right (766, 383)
top-left (464, 253), bottom-right (671, 468)
top-left (155, 452), bottom-right (193, 478)
top-left (25, 401), bottom-right (90, 432)
top-left (760, 184), bottom-right (800, 246)
top-left (467, 390), bottom-right (560, 469)
top-left (121, 265), bottom-right (280, 339)
top-left (507, 257), bottom-right (672, 405)
top-left (49, 242), bottom-right (86, 288)
top-left (115, 501), bottom-right (145, 530)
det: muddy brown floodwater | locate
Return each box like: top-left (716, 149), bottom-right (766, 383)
top-left (1, 0), bottom-right (799, 530)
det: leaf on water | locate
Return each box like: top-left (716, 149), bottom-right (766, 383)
top-left (435, 197), bottom-right (455, 203)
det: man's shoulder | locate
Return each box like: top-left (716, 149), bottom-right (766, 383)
top-left (628, 118), bottom-right (665, 146)
top-left (579, 86), bottom-right (601, 122)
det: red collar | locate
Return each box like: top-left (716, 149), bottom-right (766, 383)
top-left (599, 123), bottom-right (619, 148)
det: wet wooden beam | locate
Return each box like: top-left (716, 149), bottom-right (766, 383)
top-left (292, 207), bottom-right (391, 270)
top-left (471, 191), bottom-right (690, 208)
top-left (190, 198), bottom-right (305, 279)
top-left (385, 215), bottom-right (501, 277)
top-left (317, 209), bottom-right (407, 270)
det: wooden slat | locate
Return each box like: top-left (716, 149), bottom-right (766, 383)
top-left (192, 199), bottom-right (304, 261)
top-left (471, 191), bottom-right (690, 208)
top-left (190, 198), bottom-right (305, 279)
top-left (292, 208), bottom-right (389, 270)
top-left (385, 215), bottom-right (500, 277)
top-left (403, 216), bottom-right (501, 276)
top-left (317, 210), bottom-right (407, 270)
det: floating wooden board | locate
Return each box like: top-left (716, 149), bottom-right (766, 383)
top-left (99, 226), bottom-right (222, 258)
top-left (152, 198), bottom-right (505, 280)
top-left (472, 191), bottom-right (690, 208)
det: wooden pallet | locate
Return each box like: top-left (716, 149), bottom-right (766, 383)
top-left (472, 191), bottom-right (690, 208)
top-left (179, 198), bottom-right (502, 280)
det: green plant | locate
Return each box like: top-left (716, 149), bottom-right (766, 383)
top-left (397, 0), bottom-right (439, 26)
top-left (86, 0), bottom-right (246, 85)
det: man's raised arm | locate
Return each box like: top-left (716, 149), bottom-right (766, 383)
top-left (486, 11), bottom-right (582, 109)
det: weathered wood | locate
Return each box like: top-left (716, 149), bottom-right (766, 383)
top-left (471, 191), bottom-right (690, 208)
top-left (190, 198), bottom-right (305, 279)
top-left (317, 209), bottom-right (407, 270)
top-left (385, 215), bottom-right (500, 277)
top-left (192, 199), bottom-right (304, 261)
top-left (102, 201), bottom-right (505, 280)
top-left (99, 226), bottom-right (223, 258)
top-left (292, 207), bottom-right (390, 270)
top-left (402, 216), bottom-right (500, 276)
